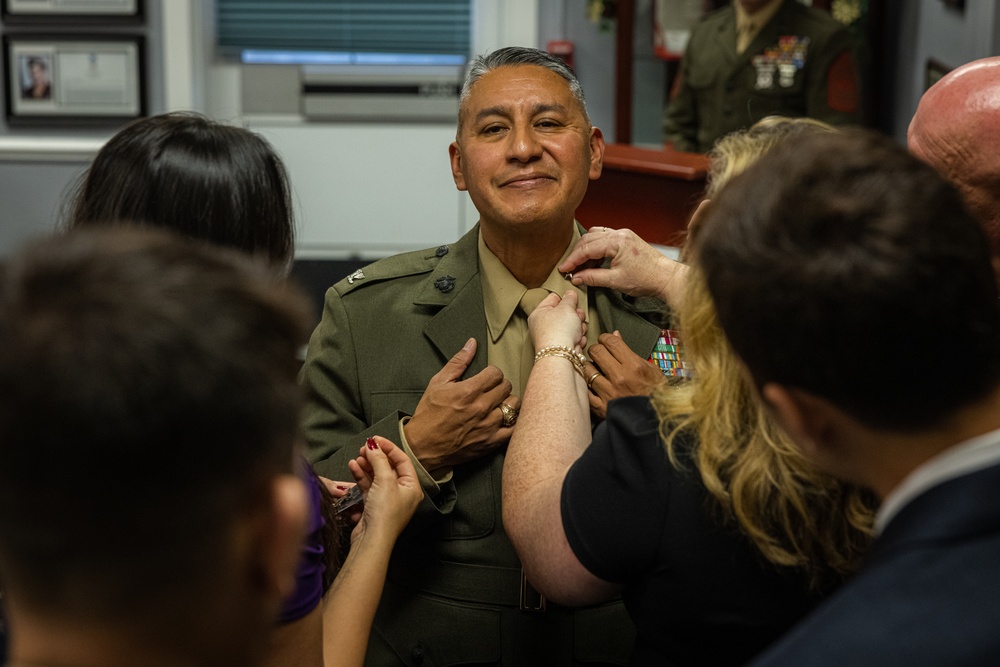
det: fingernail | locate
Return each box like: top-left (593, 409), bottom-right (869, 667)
top-left (463, 337), bottom-right (475, 351)
top-left (336, 484), bottom-right (350, 490)
top-left (366, 437), bottom-right (379, 451)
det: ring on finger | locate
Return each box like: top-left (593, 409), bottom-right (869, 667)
top-left (587, 372), bottom-right (601, 388)
top-left (499, 402), bottom-right (517, 427)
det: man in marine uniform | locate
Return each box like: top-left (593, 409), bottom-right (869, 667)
top-left (663, 0), bottom-right (861, 153)
top-left (300, 46), bottom-right (668, 666)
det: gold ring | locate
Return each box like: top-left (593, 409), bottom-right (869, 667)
top-left (587, 372), bottom-right (601, 388)
top-left (499, 402), bottom-right (517, 427)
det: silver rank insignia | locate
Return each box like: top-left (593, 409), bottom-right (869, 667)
top-left (753, 55), bottom-right (776, 89)
top-left (347, 269), bottom-right (365, 284)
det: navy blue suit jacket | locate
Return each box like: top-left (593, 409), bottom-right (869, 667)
top-left (749, 460), bottom-right (1000, 666)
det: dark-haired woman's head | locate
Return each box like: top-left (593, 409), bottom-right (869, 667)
top-left (69, 112), bottom-right (294, 270)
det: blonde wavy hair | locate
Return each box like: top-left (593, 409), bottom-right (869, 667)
top-left (706, 116), bottom-right (837, 198)
top-left (652, 117), bottom-right (875, 589)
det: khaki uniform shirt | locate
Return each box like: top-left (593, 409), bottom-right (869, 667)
top-left (735, 0), bottom-right (783, 53)
top-left (479, 226), bottom-right (599, 400)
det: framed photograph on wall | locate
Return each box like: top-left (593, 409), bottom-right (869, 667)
top-left (3, 35), bottom-right (145, 125)
top-left (1, 0), bottom-right (142, 23)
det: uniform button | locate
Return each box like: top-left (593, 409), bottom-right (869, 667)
top-left (411, 647), bottom-right (424, 664)
top-left (435, 245), bottom-right (449, 257)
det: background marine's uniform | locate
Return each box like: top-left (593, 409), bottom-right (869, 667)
top-left (664, 0), bottom-right (861, 153)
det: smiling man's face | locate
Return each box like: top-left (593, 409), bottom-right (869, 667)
top-left (449, 64), bottom-right (604, 235)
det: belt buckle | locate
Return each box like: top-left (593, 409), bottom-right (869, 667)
top-left (519, 568), bottom-right (546, 612)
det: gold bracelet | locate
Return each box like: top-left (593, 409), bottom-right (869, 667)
top-left (533, 345), bottom-right (587, 378)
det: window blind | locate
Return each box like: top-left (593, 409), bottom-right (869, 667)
top-left (216, 0), bottom-right (472, 57)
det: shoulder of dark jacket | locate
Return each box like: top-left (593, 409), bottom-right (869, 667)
top-left (699, 3), bottom-right (734, 29)
top-left (689, 3), bottom-right (733, 40)
top-left (780, 0), bottom-right (850, 38)
top-left (332, 244), bottom-right (450, 297)
top-left (602, 288), bottom-right (675, 329)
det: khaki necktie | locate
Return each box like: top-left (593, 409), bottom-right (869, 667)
top-left (518, 288), bottom-right (551, 398)
top-left (737, 20), bottom-right (757, 54)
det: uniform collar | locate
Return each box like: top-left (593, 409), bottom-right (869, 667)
top-left (478, 226), bottom-right (589, 343)
top-left (734, 0), bottom-right (783, 39)
top-left (875, 425), bottom-right (1000, 535)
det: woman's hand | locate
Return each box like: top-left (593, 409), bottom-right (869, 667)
top-left (559, 226), bottom-right (689, 308)
top-left (583, 332), bottom-right (667, 419)
top-left (347, 436), bottom-right (423, 545)
top-left (319, 477), bottom-right (363, 525)
top-left (527, 290), bottom-right (587, 352)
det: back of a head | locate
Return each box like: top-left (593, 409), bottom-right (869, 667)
top-left (908, 57), bottom-right (1000, 256)
top-left (695, 129), bottom-right (1000, 431)
top-left (706, 116), bottom-right (835, 198)
top-left (69, 112), bottom-right (294, 268)
top-left (657, 118), bottom-right (874, 582)
top-left (0, 227), bottom-right (311, 659)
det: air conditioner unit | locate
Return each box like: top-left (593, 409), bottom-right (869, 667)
top-left (300, 64), bottom-right (462, 122)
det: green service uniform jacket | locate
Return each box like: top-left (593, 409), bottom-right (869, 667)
top-left (301, 224), bottom-right (667, 667)
top-left (663, 0), bottom-right (861, 153)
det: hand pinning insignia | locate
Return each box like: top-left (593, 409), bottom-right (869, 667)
top-left (347, 269), bottom-right (365, 285)
top-left (434, 275), bottom-right (456, 293)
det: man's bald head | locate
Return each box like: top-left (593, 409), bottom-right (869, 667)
top-left (908, 57), bottom-right (1000, 256)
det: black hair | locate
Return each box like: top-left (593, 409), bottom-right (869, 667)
top-left (0, 227), bottom-right (310, 627)
top-left (68, 112), bottom-right (294, 270)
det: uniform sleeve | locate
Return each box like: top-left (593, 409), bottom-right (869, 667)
top-left (805, 26), bottom-right (862, 126)
top-left (663, 48), bottom-right (701, 152)
top-left (560, 397), bottom-right (672, 583)
top-left (300, 286), bottom-right (457, 514)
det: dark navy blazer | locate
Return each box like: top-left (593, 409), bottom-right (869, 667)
top-left (749, 459), bottom-right (1000, 666)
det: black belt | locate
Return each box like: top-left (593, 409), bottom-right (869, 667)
top-left (388, 553), bottom-right (547, 611)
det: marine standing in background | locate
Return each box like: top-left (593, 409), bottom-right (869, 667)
top-left (663, 0), bottom-right (861, 153)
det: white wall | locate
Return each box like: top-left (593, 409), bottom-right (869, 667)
top-left (254, 123), bottom-right (466, 258)
top-left (888, 0), bottom-right (1000, 140)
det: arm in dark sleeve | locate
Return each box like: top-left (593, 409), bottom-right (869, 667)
top-left (561, 397), bottom-right (670, 582)
top-left (663, 55), bottom-right (701, 153)
top-left (805, 27), bottom-right (863, 126)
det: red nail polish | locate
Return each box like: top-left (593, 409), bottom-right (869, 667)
top-left (366, 437), bottom-right (378, 451)
top-left (336, 485), bottom-right (349, 490)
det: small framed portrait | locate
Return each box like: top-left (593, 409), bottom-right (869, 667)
top-left (3, 35), bottom-right (146, 125)
top-left (1, 0), bottom-right (143, 23)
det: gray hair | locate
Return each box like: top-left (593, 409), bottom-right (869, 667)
top-left (458, 46), bottom-right (589, 129)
